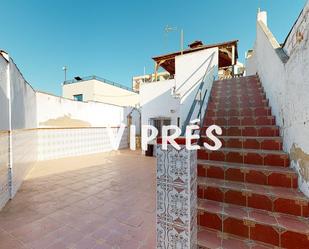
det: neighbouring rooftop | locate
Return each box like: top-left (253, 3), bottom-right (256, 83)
top-left (63, 75), bottom-right (135, 92)
top-left (152, 40), bottom-right (239, 75)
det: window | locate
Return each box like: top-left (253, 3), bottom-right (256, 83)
top-left (73, 94), bottom-right (83, 101)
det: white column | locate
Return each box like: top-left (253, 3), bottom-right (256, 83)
top-left (156, 143), bottom-right (197, 249)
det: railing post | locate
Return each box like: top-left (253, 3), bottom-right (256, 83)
top-left (156, 141), bottom-right (197, 249)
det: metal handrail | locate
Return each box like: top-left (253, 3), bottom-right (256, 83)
top-left (175, 51), bottom-right (216, 97)
top-left (199, 73), bottom-right (215, 129)
top-left (63, 75), bottom-right (134, 92)
top-left (180, 53), bottom-right (216, 136)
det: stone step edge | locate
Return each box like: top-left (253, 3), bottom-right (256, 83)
top-left (199, 147), bottom-right (287, 156)
top-left (197, 199), bottom-right (309, 236)
top-left (197, 227), bottom-right (273, 249)
top-left (197, 159), bottom-right (295, 175)
top-left (197, 177), bottom-right (308, 202)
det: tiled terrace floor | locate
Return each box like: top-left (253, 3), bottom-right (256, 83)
top-left (0, 150), bottom-right (156, 249)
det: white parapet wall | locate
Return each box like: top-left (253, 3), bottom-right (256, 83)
top-left (246, 2), bottom-right (309, 196)
top-left (36, 91), bottom-right (130, 128)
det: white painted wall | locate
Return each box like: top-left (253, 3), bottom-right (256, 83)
top-left (140, 79), bottom-right (180, 127)
top-left (283, 3), bottom-right (309, 57)
top-left (10, 59), bottom-right (37, 129)
top-left (245, 4), bottom-right (309, 196)
top-left (63, 79), bottom-right (139, 107)
top-left (175, 48), bottom-right (218, 127)
top-left (1, 54), bottom-right (13, 206)
top-left (245, 52), bottom-right (257, 76)
top-left (175, 48), bottom-right (218, 99)
top-left (0, 54), bottom-right (9, 130)
top-left (139, 47), bottom-right (218, 138)
top-left (37, 92), bottom-right (129, 128)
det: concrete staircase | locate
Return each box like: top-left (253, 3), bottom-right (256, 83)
top-left (196, 75), bottom-right (309, 249)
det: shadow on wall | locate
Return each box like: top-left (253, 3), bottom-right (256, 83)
top-left (39, 115), bottom-right (91, 128)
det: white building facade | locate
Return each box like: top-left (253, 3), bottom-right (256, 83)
top-left (62, 76), bottom-right (139, 107)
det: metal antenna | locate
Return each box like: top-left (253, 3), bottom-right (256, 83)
top-left (164, 25), bottom-right (177, 50)
top-left (62, 66), bottom-right (68, 82)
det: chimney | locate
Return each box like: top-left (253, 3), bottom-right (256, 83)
top-left (257, 10), bottom-right (267, 26)
top-left (188, 40), bottom-right (203, 49)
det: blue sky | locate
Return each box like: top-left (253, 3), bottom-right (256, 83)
top-left (0, 0), bottom-right (306, 95)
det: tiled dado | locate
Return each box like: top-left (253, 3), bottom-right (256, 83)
top-left (0, 131), bottom-right (9, 210)
top-left (37, 127), bottom-right (128, 161)
top-left (11, 129), bottom-right (38, 197)
top-left (156, 145), bottom-right (197, 249)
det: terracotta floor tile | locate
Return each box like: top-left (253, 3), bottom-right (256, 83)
top-left (0, 150), bottom-right (156, 248)
top-left (11, 216), bottom-right (64, 243)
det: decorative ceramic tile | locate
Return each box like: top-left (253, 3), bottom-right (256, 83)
top-left (11, 129), bottom-right (38, 197)
top-left (166, 184), bottom-right (191, 227)
top-left (157, 182), bottom-right (167, 221)
top-left (157, 220), bottom-right (195, 249)
top-left (37, 127), bottom-right (128, 161)
top-left (157, 145), bottom-right (194, 186)
top-left (0, 132), bottom-right (9, 209)
top-left (156, 144), bottom-right (197, 248)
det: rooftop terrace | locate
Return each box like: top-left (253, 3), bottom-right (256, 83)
top-left (0, 150), bottom-right (155, 249)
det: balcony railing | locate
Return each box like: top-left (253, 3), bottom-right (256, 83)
top-left (63, 75), bottom-right (134, 92)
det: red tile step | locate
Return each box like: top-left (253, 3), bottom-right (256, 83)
top-left (201, 136), bottom-right (282, 151)
top-left (211, 96), bottom-right (266, 103)
top-left (211, 91), bottom-right (265, 97)
top-left (206, 107), bottom-right (272, 117)
top-left (212, 85), bottom-right (262, 91)
top-left (212, 92), bottom-right (266, 98)
top-left (213, 80), bottom-right (261, 86)
top-left (197, 199), bottom-right (309, 248)
top-left (198, 148), bottom-right (289, 167)
top-left (204, 116), bottom-right (276, 126)
top-left (197, 160), bottom-right (297, 188)
top-left (211, 88), bottom-right (263, 94)
top-left (208, 101), bottom-right (269, 109)
top-left (210, 99), bottom-right (268, 105)
top-left (197, 177), bottom-right (309, 217)
top-left (201, 125), bottom-right (280, 137)
top-left (211, 87), bottom-right (266, 98)
top-left (197, 228), bottom-right (273, 249)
